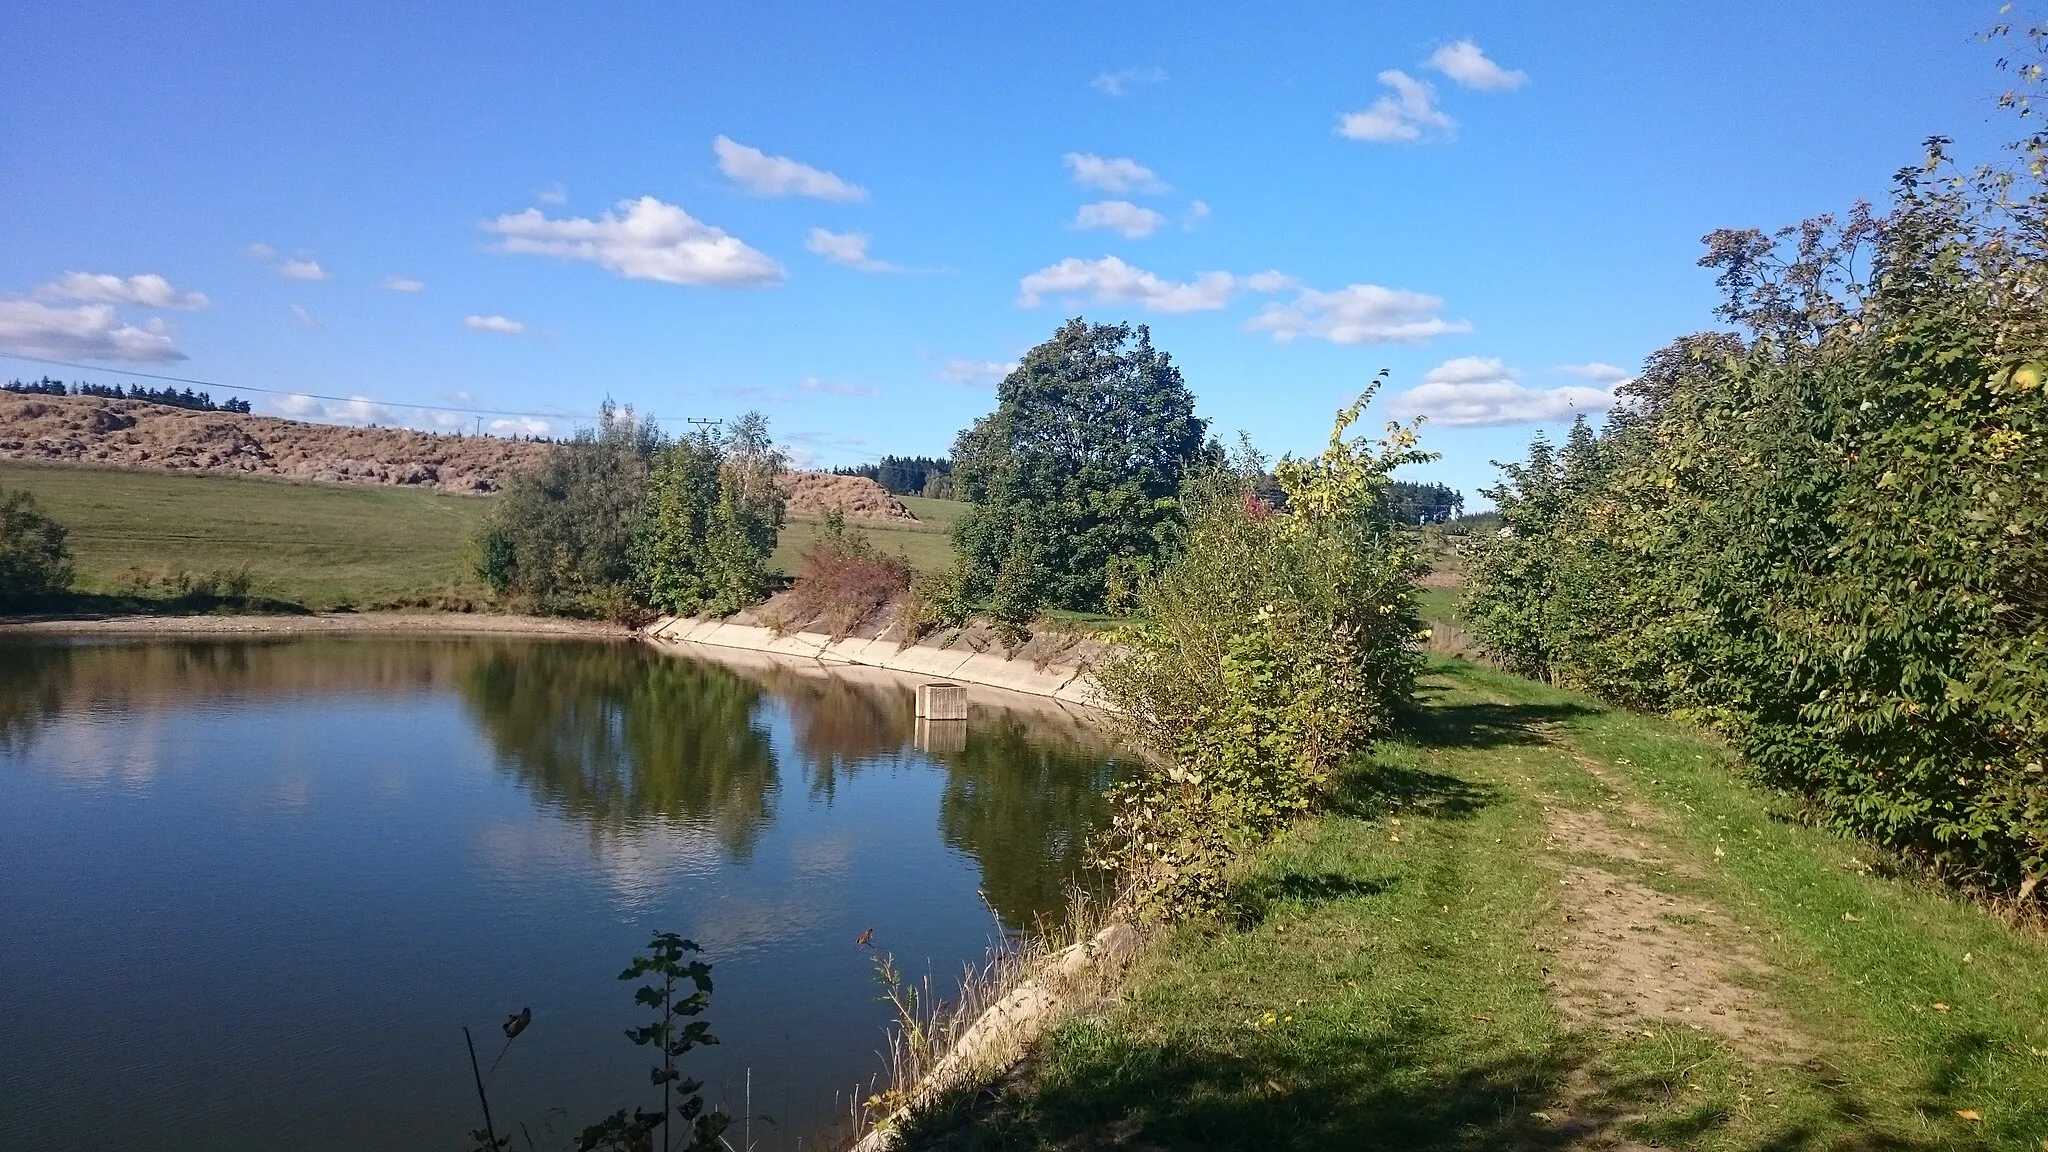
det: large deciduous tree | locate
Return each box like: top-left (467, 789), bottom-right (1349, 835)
top-left (951, 318), bottom-right (1209, 615)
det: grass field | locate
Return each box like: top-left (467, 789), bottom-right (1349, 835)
top-left (0, 460), bottom-right (970, 609)
top-left (0, 458), bottom-right (486, 609)
top-left (904, 660), bottom-right (2048, 1150)
top-left (772, 494), bottom-right (969, 576)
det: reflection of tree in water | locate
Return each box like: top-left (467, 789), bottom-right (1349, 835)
top-left (0, 641), bottom-right (73, 757)
top-left (460, 643), bottom-right (780, 856)
top-left (932, 715), bottom-right (1126, 928)
top-left (773, 674), bottom-right (916, 801)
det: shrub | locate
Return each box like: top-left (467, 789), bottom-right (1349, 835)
top-left (634, 412), bottom-right (786, 618)
top-left (1094, 386), bottom-right (1430, 920)
top-left (1463, 142), bottom-right (2048, 899)
top-left (782, 512), bottom-right (911, 639)
top-left (892, 564), bottom-right (973, 647)
top-left (0, 487), bottom-right (74, 606)
top-left (473, 402), bottom-right (664, 616)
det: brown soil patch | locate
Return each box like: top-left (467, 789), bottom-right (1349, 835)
top-left (1546, 862), bottom-right (1809, 1062)
top-left (1, 391), bottom-right (548, 492)
top-left (1534, 754), bottom-right (1814, 1065)
top-left (1, 392), bottom-right (918, 521)
top-left (781, 472), bottom-right (916, 521)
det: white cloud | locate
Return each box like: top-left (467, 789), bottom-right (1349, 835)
top-left (536, 183), bottom-right (568, 205)
top-left (483, 196), bottom-right (785, 288)
top-left (278, 258), bottom-right (330, 281)
top-left (1062, 153), bottom-right (1169, 194)
top-left (290, 303), bottom-right (323, 328)
top-left (0, 300), bottom-right (185, 362)
top-left (1090, 66), bottom-right (1166, 96)
top-left (275, 393), bottom-right (401, 425)
top-left (1425, 39), bottom-right (1527, 91)
top-left (1246, 283), bottom-right (1470, 345)
top-left (1072, 200), bottom-right (1166, 239)
top-left (1017, 256), bottom-right (1237, 314)
top-left (491, 417), bottom-right (552, 435)
top-left (713, 135), bottom-right (867, 202)
top-left (382, 276), bottom-right (425, 293)
top-left (242, 242), bottom-right (277, 260)
top-left (1390, 356), bottom-right (1616, 426)
top-left (805, 228), bottom-right (900, 272)
top-left (940, 358), bottom-right (1018, 387)
top-left (1181, 200), bottom-right (1211, 231)
top-left (1556, 361), bottom-right (1633, 384)
top-left (1338, 69), bottom-right (1455, 143)
top-left (1244, 270), bottom-right (1298, 292)
top-left (37, 272), bottom-right (208, 310)
top-left (465, 314), bottom-right (526, 334)
top-left (799, 376), bottom-right (880, 399)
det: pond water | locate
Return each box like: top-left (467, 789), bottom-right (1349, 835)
top-left (0, 635), bottom-right (1124, 1151)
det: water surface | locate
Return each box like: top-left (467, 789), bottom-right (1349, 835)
top-left (0, 635), bottom-right (1122, 1150)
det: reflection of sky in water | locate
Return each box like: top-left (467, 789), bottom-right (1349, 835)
top-left (0, 637), bottom-right (1119, 1152)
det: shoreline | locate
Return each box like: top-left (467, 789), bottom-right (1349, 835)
top-left (0, 608), bottom-right (1119, 715)
top-left (0, 611), bottom-right (634, 638)
top-left (644, 616), bottom-right (1114, 711)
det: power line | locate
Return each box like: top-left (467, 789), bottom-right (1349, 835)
top-left (0, 351), bottom-right (656, 423)
top-left (0, 349), bottom-right (907, 463)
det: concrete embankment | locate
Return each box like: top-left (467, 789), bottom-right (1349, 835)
top-left (641, 616), bottom-right (1112, 710)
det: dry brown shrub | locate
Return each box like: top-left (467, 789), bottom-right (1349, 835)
top-left (783, 516), bottom-right (911, 639)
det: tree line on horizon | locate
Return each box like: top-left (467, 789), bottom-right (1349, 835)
top-left (4, 376), bottom-right (253, 414)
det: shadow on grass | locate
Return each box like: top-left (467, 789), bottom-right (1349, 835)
top-left (1330, 762), bottom-right (1499, 823)
top-left (892, 1009), bottom-right (1937, 1152)
top-left (898, 1015), bottom-right (1953, 1152)
top-left (1395, 695), bottom-right (1600, 751)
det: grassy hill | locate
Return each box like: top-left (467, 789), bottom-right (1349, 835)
top-left (773, 494), bottom-right (969, 576)
top-left (0, 460), bottom-right (973, 610)
top-left (0, 458), bottom-right (487, 609)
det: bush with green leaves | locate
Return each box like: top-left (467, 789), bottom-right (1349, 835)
top-left (0, 486), bottom-right (74, 607)
top-left (473, 402), bottom-right (665, 617)
top-left (1464, 137), bottom-right (2048, 899)
top-left (474, 407), bottom-right (785, 621)
top-left (634, 412), bottom-right (786, 618)
top-left (951, 318), bottom-right (1212, 618)
top-left (1095, 386), bottom-right (1430, 920)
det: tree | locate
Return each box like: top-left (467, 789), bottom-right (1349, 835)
top-left (635, 412), bottom-right (787, 617)
top-left (1379, 480), bottom-right (1464, 525)
top-left (0, 487), bottom-right (74, 606)
top-left (473, 402), bottom-right (665, 617)
top-left (951, 318), bottom-right (1210, 614)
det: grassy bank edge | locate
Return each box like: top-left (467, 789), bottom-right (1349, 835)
top-left (886, 658), bottom-right (2048, 1151)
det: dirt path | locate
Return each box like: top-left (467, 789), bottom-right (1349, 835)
top-left (1530, 732), bottom-right (1815, 1067)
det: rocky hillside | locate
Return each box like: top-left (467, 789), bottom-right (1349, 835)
top-left (0, 391), bottom-right (545, 492)
top-left (0, 391), bottom-right (914, 518)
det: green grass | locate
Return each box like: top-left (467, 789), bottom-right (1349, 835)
top-left (903, 660), bottom-right (2048, 1150)
top-left (771, 496), bottom-right (969, 576)
top-left (0, 458), bottom-right (487, 610)
top-left (1414, 585), bottom-right (1460, 625)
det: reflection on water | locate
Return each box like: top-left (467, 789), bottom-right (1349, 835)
top-left (0, 634), bottom-right (1123, 1151)
top-left (460, 645), bottom-right (780, 856)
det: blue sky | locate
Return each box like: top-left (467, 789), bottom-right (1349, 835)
top-left (0, 1), bottom-right (2019, 501)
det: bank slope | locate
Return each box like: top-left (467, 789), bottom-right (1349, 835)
top-left (898, 659), bottom-right (2048, 1151)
